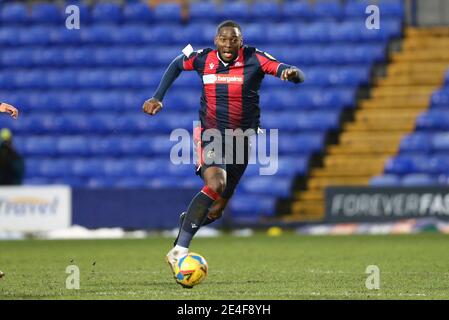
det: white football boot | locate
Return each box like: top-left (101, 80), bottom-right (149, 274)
top-left (165, 245), bottom-right (188, 278)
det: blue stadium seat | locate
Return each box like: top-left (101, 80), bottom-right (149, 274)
top-left (416, 111), bottom-right (449, 130)
top-left (0, 3), bottom-right (29, 24)
top-left (134, 158), bottom-right (170, 177)
top-left (153, 3), bottom-right (182, 23)
top-left (427, 156), bottom-right (449, 174)
top-left (399, 133), bottom-right (432, 153)
top-left (115, 25), bottom-right (148, 45)
top-left (81, 25), bottom-right (117, 44)
top-left (369, 174), bottom-right (401, 186)
top-left (24, 177), bottom-right (52, 185)
top-left (266, 23), bottom-right (297, 44)
top-left (167, 162), bottom-right (195, 177)
top-left (87, 177), bottom-right (120, 188)
top-left (344, 1), bottom-right (369, 18)
top-left (30, 3), bottom-right (63, 24)
top-left (2, 49), bottom-right (34, 67)
top-left (71, 159), bottom-right (106, 177)
top-left (91, 2), bottom-right (122, 23)
top-left (277, 133), bottom-right (325, 154)
top-left (87, 114), bottom-right (117, 134)
top-left (114, 177), bottom-right (149, 188)
top-left (30, 48), bottom-right (65, 67)
top-left (379, 1), bottom-right (404, 18)
top-left (313, 1), bottom-right (343, 19)
top-left (123, 2), bottom-right (153, 22)
top-left (297, 22), bottom-right (330, 43)
top-left (245, 156), bottom-right (309, 177)
top-left (46, 70), bottom-right (78, 89)
top-left (149, 135), bottom-right (178, 154)
top-left (19, 26), bottom-right (52, 45)
top-left (432, 133), bottom-right (449, 152)
top-left (18, 113), bottom-right (56, 134)
top-left (384, 155), bottom-right (448, 175)
top-left (170, 23), bottom-right (199, 44)
top-left (240, 176), bottom-right (292, 197)
top-left (88, 91), bottom-right (126, 110)
top-left (189, 2), bottom-right (219, 22)
top-left (431, 90), bottom-right (449, 108)
top-left (218, 1), bottom-right (251, 21)
top-left (37, 159), bottom-right (72, 178)
top-left (164, 90), bottom-right (201, 110)
top-left (251, 2), bottom-right (281, 21)
top-left (13, 70), bottom-right (47, 89)
top-left (117, 136), bottom-right (155, 156)
top-left (53, 176), bottom-right (85, 187)
top-left (57, 136), bottom-right (90, 156)
top-left (103, 159), bottom-right (136, 177)
top-left (76, 70), bottom-right (110, 89)
top-left (401, 174), bottom-right (437, 186)
top-left (0, 27), bottom-right (21, 46)
top-left (229, 194), bottom-right (276, 217)
top-left (23, 137), bottom-right (58, 156)
top-left (88, 137), bottom-right (121, 156)
top-left (384, 156), bottom-right (415, 174)
top-left (63, 47), bottom-right (95, 67)
top-left (282, 1), bottom-right (313, 19)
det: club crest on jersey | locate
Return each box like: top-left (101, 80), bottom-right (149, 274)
top-left (235, 62), bottom-right (242, 67)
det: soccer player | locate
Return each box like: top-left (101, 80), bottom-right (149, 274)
top-left (0, 103), bottom-right (19, 119)
top-left (142, 20), bottom-right (304, 278)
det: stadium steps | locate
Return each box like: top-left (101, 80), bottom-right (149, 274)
top-left (285, 27), bottom-right (448, 222)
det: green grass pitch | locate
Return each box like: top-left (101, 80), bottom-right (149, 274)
top-left (0, 233), bottom-right (448, 299)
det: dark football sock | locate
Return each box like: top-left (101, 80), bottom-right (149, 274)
top-left (176, 186), bottom-right (220, 248)
top-left (201, 217), bottom-right (216, 226)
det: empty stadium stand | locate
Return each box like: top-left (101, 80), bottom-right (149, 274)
top-left (0, 0), bottom-right (403, 223)
top-left (288, 26), bottom-right (449, 222)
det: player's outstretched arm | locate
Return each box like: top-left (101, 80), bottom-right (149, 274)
top-left (142, 55), bottom-right (184, 116)
top-left (143, 97), bottom-right (163, 116)
top-left (0, 103), bottom-right (19, 119)
top-left (280, 67), bottom-right (305, 83)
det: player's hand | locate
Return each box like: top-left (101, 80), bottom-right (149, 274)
top-left (280, 68), bottom-right (299, 81)
top-left (0, 103), bottom-right (19, 119)
top-left (142, 98), bottom-right (163, 116)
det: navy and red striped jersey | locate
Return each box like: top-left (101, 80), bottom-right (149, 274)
top-left (153, 45), bottom-right (303, 133)
top-left (181, 45), bottom-right (301, 133)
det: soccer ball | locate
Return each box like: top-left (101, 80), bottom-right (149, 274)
top-left (174, 252), bottom-right (208, 288)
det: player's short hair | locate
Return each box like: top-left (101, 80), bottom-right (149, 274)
top-left (216, 20), bottom-right (242, 35)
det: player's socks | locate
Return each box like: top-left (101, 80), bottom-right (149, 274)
top-left (173, 212), bottom-right (186, 246)
top-left (176, 186), bottom-right (220, 248)
top-left (201, 217), bottom-right (216, 226)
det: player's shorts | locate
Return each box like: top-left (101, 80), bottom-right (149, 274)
top-left (194, 126), bottom-right (251, 199)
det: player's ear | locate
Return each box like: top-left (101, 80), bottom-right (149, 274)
top-left (214, 35), bottom-right (218, 47)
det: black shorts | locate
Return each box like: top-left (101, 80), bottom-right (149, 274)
top-left (194, 128), bottom-right (251, 199)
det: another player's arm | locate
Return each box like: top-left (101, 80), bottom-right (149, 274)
top-left (0, 102), bottom-right (19, 119)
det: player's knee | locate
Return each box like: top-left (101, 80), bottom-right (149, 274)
top-left (206, 178), bottom-right (226, 195)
